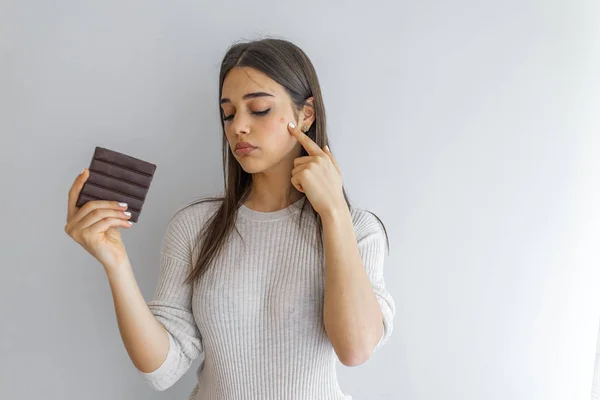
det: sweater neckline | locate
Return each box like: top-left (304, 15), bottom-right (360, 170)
top-left (238, 197), bottom-right (306, 221)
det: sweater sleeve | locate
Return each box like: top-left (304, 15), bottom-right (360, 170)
top-left (137, 208), bottom-right (204, 391)
top-left (354, 209), bottom-right (396, 352)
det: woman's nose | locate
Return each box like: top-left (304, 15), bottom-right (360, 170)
top-left (230, 115), bottom-right (250, 136)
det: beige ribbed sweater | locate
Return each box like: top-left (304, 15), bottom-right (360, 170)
top-left (137, 196), bottom-right (395, 399)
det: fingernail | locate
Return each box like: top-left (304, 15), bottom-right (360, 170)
top-left (127, 221), bottom-right (133, 225)
top-left (119, 202), bottom-right (128, 208)
top-left (325, 145), bottom-right (330, 152)
top-left (288, 122), bottom-right (295, 129)
top-left (124, 211), bottom-right (132, 217)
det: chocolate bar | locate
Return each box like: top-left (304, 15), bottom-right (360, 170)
top-left (76, 147), bottom-right (157, 223)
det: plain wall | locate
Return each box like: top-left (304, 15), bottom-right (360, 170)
top-left (593, 324), bottom-right (600, 400)
top-left (1, 1), bottom-right (599, 399)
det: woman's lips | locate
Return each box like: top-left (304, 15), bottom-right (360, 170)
top-left (235, 147), bottom-right (257, 156)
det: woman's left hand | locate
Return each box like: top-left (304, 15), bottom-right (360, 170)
top-left (288, 122), bottom-right (346, 217)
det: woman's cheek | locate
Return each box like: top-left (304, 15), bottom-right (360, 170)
top-left (262, 117), bottom-right (286, 140)
top-left (268, 121), bottom-right (294, 153)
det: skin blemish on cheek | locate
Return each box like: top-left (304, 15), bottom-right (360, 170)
top-left (279, 117), bottom-right (285, 123)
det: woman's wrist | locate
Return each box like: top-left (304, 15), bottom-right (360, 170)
top-left (104, 256), bottom-right (133, 280)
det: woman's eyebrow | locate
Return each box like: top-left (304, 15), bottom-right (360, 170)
top-left (220, 92), bottom-right (275, 104)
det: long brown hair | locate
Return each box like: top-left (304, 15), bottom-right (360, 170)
top-left (182, 37), bottom-right (389, 285)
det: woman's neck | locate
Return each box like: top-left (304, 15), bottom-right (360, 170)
top-left (244, 186), bottom-right (304, 213)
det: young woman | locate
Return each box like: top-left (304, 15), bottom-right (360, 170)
top-left (65, 38), bottom-right (395, 400)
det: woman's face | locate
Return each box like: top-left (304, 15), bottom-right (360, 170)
top-left (220, 66), bottom-right (313, 174)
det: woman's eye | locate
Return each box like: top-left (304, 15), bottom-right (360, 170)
top-left (222, 108), bottom-right (271, 122)
top-left (253, 108), bottom-right (271, 116)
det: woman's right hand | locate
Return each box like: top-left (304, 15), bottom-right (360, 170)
top-left (64, 168), bottom-right (134, 269)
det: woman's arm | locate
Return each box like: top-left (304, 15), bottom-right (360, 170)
top-left (105, 259), bottom-right (170, 373)
top-left (108, 206), bottom-right (205, 391)
top-left (321, 207), bottom-right (389, 367)
top-left (286, 123), bottom-right (394, 365)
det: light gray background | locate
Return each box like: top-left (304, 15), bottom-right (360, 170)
top-left (593, 324), bottom-right (600, 400)
top-left (1, 1), bottom-right (599, 399)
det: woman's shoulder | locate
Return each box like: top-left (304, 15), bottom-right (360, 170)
top-left (165, 196), bottom-right (223, 237)
top-left (349, 204), bottom-right (387, 240)
top-left (174, 196), bottom-right (223, 219)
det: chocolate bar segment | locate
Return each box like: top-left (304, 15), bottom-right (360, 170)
top-left (76, 147), bottom-right (157, 223)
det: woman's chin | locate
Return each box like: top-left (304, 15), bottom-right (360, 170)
top-left (237, 159), bottom-right (265, 174)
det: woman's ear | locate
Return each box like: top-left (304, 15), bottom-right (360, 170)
top-left (301, 96), bottom-right (316, 129)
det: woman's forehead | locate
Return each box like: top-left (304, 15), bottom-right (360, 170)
top-left (222, 67), bottom-right (282, 99)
